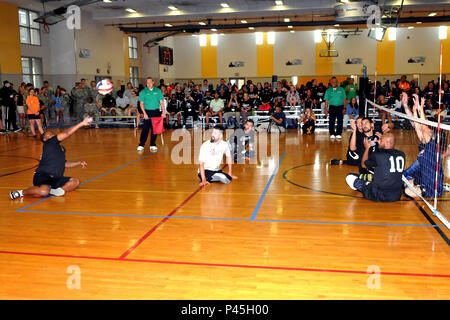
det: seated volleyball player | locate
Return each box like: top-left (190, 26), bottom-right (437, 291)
top-left (10, 117), bottom-right (92, 200)
top-left (198, 125), bottom-right (238, 186)
top-left (330, 116), bottom-right (365, 166)
top-left (228, 119), bottom-right (256, 163)
top-left (401, 93), bottom-right (445, 199)
top-left (346, 133), bottom-right (406, 202)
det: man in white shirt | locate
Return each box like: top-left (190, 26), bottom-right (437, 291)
top-left (116, 90), bottom-right (130, 116)
top-left (198, 125), bottom-right (238, 186)
top-left (205, 92), bottom-right (224, 127)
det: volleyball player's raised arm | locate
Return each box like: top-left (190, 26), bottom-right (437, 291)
top-left (349, 120), bottom-right (358, 151)
top-left (57, 117), bottom-right (91, 142)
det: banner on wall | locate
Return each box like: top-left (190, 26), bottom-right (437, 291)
top-left (286, 59), bottom-right (302, 66)
top-left (228, 61), bottom-right (245, 68)
top-left (408, 57), bottom-right (426, 63)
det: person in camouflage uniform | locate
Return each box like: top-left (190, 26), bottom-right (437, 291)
top-left (37, 87), bottom-right (49, 127)
top-left (60, 88), bottom-right (71, 125)
top-left (88, 81), bottom-right (97, 100)
top-left (71, 82), bottom-right (89, 122)
top-left (43, 81), bottom-right (55, 122)
top-left (83, 97), bottom-right (100, 128)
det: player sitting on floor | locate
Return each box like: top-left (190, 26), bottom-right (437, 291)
top-left (198, 125), bottom-right (238, 186)
top-left (330, 116), bottom-right (365, 166)
top-left (346, 133), bottom-right (406, 202)
top-left (10, 117), bottom-right (91, 200)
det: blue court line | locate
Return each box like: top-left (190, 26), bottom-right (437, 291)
top-left (250, 152), bottom-right (286, 220)
top-left (16, 153), bottom-right (155, 213)
top-left (17, 209), bottom-right (445, 227)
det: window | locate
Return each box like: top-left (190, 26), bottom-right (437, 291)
top-left (22, 57), bottom-right (43, 88)
top-left (128, 36), bottom-right (138, 59)
top-left (19, 9), bottom-right (41, 45)
top-left (130, 66), bottom-right (139, 88)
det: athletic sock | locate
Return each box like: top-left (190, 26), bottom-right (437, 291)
top-left (359, 173), bottom-right (373, 182)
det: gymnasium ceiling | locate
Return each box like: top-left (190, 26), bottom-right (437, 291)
top-left (8, 0), bottom-right (450, 33)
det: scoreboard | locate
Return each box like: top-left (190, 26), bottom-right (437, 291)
top-left (159, 46), bottom-right (173, 65)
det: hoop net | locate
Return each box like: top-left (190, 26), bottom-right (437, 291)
top-left (367, 99), bottom-right (450, 230)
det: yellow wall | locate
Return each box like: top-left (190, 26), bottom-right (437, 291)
top-left (257, 32), bottom-right (274, 77)
top-left (441, 26), bottom-right (450, 74)
top-left (201, 35), bottom-right (217, 78)
top-left (0, 2), bottom-right (21, 74)
top-left (315, 41), bottom-right (333, 75)
top-left (376, 37), bottom-right (395, 75)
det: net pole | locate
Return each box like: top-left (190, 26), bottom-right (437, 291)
top-left (434, 44), bottom-right (443, 210)
top-left (373, 69), bottom-right (377, 121)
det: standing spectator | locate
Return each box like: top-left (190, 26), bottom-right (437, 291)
top-left (2, 82), bottom-right (19, 132)
top-left (324, 76), bottom-right (347, 140)
top-left (16, 85), bottom-right (26, 130)
top-left (345, 78), bottom-right (359, 102)
top-left (137, 77), bottom-right (166, 152)
top-left (43, 81), bottom-right (55, 123)
top-left (88, 81), bottom-right (97, 100)
top-left (53, 87), bottom-right (65, 127)
top-left (60, 88), bottom-right (71, 125)
top-left (72, 82), bottom-right (89, 122)
top-left (26, 88), bottom-right (44, 137)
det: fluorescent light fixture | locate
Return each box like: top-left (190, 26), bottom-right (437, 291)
top-left (211, 28), bottom-right (217, 31)
top-left (408, 26), bottom-right (414, 29)
top-left (126, 8), bottom-right (137, 13)
top-left (388, 27), bottom-right (396, 41)
top-left (200, 34), bottom-right (207, 46)
top-left (416, 21), bottom-right (422, 24)
top-left (284, 18), bottom-right (290, 22)
top-left (165, 23), bottom-right (173, 27)
top-left (220, 3), bottom-right (229, 8)
top-left (199, 22), bottom-right (206, 25)
top-left (290, 30), bottom-right (295, 33)
top-left (428, 12), bottom-right (437, 17)
top-left (241, 20), bottom-right (247, 23)
top-left (256, 32), bottom-right (263, 45)
top-left (439, 26), bottom-right (447, 40)
top-left (268, 31), bottom-right (275, 44)
top-left (168, 6), bottom-right (177, 10)
top-left (288, 25), bottom-right (293, 28)
top-left (211, 34), bottom-right (218, 46)
top-left (314, 30), bottom-right (322, 43)
top-left (275, 1), bottom-right (283, 5)
top-left (103, 0), bottom-right (112, 2)
top-left (334, 24), bottom-right (339, 27)
top-left (249, 27), bottom-right (255, 30)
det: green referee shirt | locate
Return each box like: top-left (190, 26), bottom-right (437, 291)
top-left (324, 86), bottom-right (346, 106)
top-left (139, 87), bottom-right (164, 110)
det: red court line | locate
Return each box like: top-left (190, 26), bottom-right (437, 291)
top-left (118, 186), bottom-right (203, 259)
top-left (0, 250), bottom-right (449, 279)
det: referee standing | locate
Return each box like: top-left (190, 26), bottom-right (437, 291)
top-left (324, 76), bottom-right (347, 140)
top-left (137, 77), bottom-right (166, 152)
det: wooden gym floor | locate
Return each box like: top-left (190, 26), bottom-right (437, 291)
top-left (0, 127), bottom-right (449, 299)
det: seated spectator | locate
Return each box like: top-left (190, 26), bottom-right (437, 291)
top-left (258, 105), bottom-right (286, 133)
top-left (287, 86), bottom-right (300, 109)
top-left (182, 93), bottom-right (199, 128)
top-left (299, 106), bottom-right (317, 135)
top-left (100, 93), bottom-right (117, 119)
top-left (127, 90), bottom-right (140, 117)
top-left (165, 94), bottom-right (182, 128)
top-left (224, 91), bottom-right (241, 128)
top-left (344, 96), bottom-right (359, 130)
top-left (115, 91), bottom-right (130, 117)
top-left (200, 91), bottom-right (213, 116)
top-left (272, 86), bottom-right (287, 106)
top-left (83, 97), bottom-right (100, 128)
top-left (206, 92), bottom-right (224, 127)
top-left (124, 82), bottom-right (134, 101)
top-left (240, 93), bottom-right (253, 125)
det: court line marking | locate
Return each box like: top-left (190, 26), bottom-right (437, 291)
top-left (250, 152), bottom-right (286, 220)
top-left (16, 210), bottom-right (445, 227)
top-left (15, 153), bottom-right (156, 213)
top-left (0, 250), bottom-right (448, 279)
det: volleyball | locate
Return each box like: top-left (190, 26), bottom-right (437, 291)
top-left (96, 79), bottom-right (114, 95)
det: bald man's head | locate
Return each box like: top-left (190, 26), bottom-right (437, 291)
top-left (380, 133), bottom-right (395, 149)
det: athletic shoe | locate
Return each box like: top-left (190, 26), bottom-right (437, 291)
top-left (150, 146), bottom-right (158, 152)
top-left (345, 175), bottom-right (357, 190)
top-left (330, 159), bottom-right (342, 165)
top-left (444, 183), bottom-right (450, 192)
top-left (336, 135), bottom-right (342, 139)
top-left (330, 135), bottom-right (335, 139)
top-left (137, 146), bottom-right (144, 151)
top-left (14, 128), bottom-right (22, 132)
top-left (49, 188), bottom-right (65, 197)
top-left (10, 190), bottom-right (22, 200)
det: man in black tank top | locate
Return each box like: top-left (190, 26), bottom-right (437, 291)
top-left (346, 133), bottom-right (406, 202)
top-left (10, 117), bottom-right (91, 200)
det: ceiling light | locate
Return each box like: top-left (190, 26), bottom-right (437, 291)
top-left (165, 23), bottom-right (173, 27)
top-left (126, 8), bottom-right (137, 13)
top-left (275, 1), bottom-right (283, 5)
top-left (408, 26), bottom-right (414, 29)
top-left (290, 30), bottom-right (295, 33)
top-left (211, 28), bottom-right (217, 31)
top-left (334, 24), bottom-right (339, 27)
top-left (284, 18), bottom-right (290, 22)
top-left (428, 12), bottom-right (437, 17)
top-left (103, 0), bottom-right (112, 2)
top-left (199, 22), bottom-right (206, 25)
top-left (249, 27), bottom-right (255, 30)
top-left (241, 20), bottom-right (247, 23)
top-left (168, 6), bottom-right (178, 11)
top-left (416, 21), bottom-right (422, 24)
top-left (288, 25), bottom-right (293, 28)
top-left (220, 3), bottom-right (229, 8)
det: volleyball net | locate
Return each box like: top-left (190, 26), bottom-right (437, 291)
top-left (367, 99), bottom-right (450, 230)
